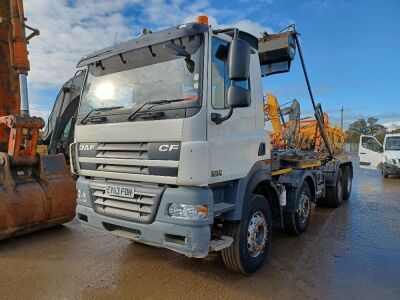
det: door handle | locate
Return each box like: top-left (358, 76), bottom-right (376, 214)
top-left (360, 152), bottom-right (366, 154)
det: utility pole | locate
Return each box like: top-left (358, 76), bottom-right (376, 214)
top-left (341, 106), bottom-right (344, 133)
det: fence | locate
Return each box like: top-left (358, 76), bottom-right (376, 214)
top-left (344, 143), bottom-right (359, 153)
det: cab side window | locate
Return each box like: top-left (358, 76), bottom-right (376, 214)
top-left (211, 37), bottom-right (250, 109)
top-left (361, 136), bottom-right (381, 152)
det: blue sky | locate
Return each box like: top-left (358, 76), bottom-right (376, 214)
top-left (24, 0), bottom-right (400, 129)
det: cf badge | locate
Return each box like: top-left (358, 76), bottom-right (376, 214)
top-left (158, 144), bottom-right (180, 152)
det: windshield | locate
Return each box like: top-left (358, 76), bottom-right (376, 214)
top-left (385, 136), bottom-right (400, 150)
top-left (79, 34), bottom-right (204, 122)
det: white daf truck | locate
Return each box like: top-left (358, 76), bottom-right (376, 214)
top-left (70, 17), bottom-right (353, 274)
top-left (359, 133), bottom-right (400, 178)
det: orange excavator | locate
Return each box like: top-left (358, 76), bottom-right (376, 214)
top-left (264, 93), bottom-right (345, 154)
top-left (0, 0), bottom-right (76, 240)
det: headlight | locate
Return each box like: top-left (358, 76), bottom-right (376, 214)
top-left (77, 189), bottom-right (87, 203)
top-left (384, 155), bottom-right (389, 162)
top-left (168, 204), bottom-right (208, 220)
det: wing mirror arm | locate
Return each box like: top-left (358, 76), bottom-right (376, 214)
top-left (211, 107), bottom-right (234, 125)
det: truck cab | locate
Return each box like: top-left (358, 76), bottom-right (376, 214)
top-left (359, 134), bottom-right (400, 178)
top-left (71, 20), bottom-right (269, 269)
top-left (71, 18), bottom-right (352, 274)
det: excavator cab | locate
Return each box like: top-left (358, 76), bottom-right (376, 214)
top-left (41, 71), bottom-right (85, 159)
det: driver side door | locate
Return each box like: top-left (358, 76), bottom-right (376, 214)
top-left (358, 135), bottom-right (383, 169)
top-left (206, 35), bottom-right (259, 184)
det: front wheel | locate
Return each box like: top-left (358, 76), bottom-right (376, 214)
top-left (221, 194), bottom-right (272, 275)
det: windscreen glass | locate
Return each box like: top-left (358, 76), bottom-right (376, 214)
top-left (385, 137), bottom-right (400, 150)
top-left (79, 34), bottom-right (204, 120)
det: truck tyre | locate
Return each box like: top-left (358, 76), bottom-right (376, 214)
top-left (382, 167), bottom-right (389, 179)
top-left (342, 166), bottom-right (353, 200)
top-left (283, 181), bottom-right (312, 235)
top-left (221, 194), bottom-right (272, 275)
top-left (325, 168), bottom-right (343, 207)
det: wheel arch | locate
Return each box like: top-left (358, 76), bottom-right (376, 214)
top-left (278, 170), bottom-right (316, 212)
top-left (220, 161), bottom-right (275, 221)
top-left (340, 161), bottom-right (353, 176)
top-left (252, 179), bottom-right (280, 224)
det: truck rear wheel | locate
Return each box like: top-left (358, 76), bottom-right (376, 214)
top-left (342, 166), bottom-right (353, 200)
top-left (382, 167), bottom-right (389, 179)
top-left (221, 194), bottom-right (272, 275)
top-left (325, 168), bottom-right (343, 207)
top-left (284, 181), bottom-right (312, 235)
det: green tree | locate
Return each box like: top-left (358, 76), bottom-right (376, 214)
top-left (366, 117), bottom-right (386, 136)
top-left (348, 119), bottom-right (368, 135)
top-left (345, 117), bottom-right (387, 143)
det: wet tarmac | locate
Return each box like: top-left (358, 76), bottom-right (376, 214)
top-left (1, 156), bottom-right (399, 299)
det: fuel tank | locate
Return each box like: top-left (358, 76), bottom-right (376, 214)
top-left (0, 153), bottom-right (76, 240)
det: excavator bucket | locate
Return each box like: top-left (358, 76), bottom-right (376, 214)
top-left (0, 0), bottom-right (77, 240)
top-left (0, 153), bottom-right (76, 240)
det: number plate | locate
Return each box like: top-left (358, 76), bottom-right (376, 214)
top-left (105, 185), bottom-right (135, 199)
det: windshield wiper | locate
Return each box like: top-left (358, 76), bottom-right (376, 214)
top-left (81, 106), bottom-right (124, 124)
top-left (127, 98), bottom-right (187, 121)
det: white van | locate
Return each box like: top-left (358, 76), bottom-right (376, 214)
top-left (358, 133), bottom-right (400, 178)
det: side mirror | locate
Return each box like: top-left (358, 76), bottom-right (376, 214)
top-left (227, 85), bottom-right (251, 108)
top-left (228, 38), bottom-right (251, 81)
top-left (211, 29), bottom-right (252, 125)
top-left (379, 146), bottom-right (384, 153)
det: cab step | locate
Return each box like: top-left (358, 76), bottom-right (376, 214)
top-left (210, 236), bottom-right (234, 252)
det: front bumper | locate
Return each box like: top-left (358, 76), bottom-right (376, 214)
top-left (383, 162), bottom-right (400, 175)
top-left (76, 178), bottom-right (214, 258)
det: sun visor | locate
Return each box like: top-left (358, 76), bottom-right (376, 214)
top-left (77, 23), bottom-right (209, 68)
top-left (258, 31), bottom-right (297, 76)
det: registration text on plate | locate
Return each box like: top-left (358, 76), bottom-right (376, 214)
top-left (105, 185), bottom-right (135, 199)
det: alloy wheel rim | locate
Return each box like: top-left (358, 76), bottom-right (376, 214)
top-left (298, 192), bottom-right (311, 223)
top-left (247, 211), bottom-right (268, 258)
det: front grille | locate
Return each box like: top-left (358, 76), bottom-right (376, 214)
top-left (95, 144), bottom-right (149, 175)
top-left (78, 142), bottom-right (179, 182)
top-left (90, 181), bottom-right (164, 223)
top-left (96, 164), bottom-right (149, 175)
top-left (96, 143), bottom-right (149, 160)
top-left (78, 141), bottom-right (180, 186)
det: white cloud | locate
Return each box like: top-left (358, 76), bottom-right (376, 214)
top-left (22, 0), bottom-right (274, 116)
top-left (222, 19), bottom-right (273, 37)
top-left (24, 0), bottom-right (137, 88)
top-left (24, 0), bottom-right (273, 87)
top-left (30, 103), bottom-right (51, 122)
top-left (383, 121), bottom-right (400, 131)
